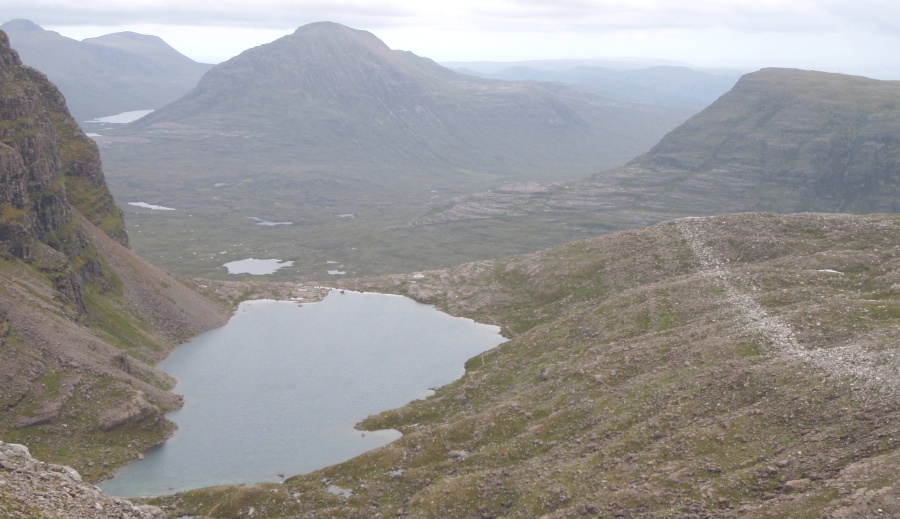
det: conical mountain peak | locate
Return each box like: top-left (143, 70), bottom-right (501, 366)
top-left (290, 21), bottom-right (385, 44)
top-left (236, 20), bottom-right (425, 75)
top-left (0, 19), bottom-right (43, 32)
top-left (147, 21), bottom-right (461, 122)
top-left (85, 31), bottom-right (169, 47)
top-left (101, 31), bottom-right (164, 42)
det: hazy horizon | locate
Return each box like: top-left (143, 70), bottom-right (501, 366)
top-left (2, 0), bottom-right (899, 80)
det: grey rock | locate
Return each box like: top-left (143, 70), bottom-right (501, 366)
top-left (5, 443), bottom-right (31, 457)
top-left (448, 450), bottom-right (468, 460)
top-left (784, 478), bottom-right (811, 492)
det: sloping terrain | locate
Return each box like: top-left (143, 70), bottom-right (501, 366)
top-left (404, 69), bottom-right (900, 259)
top-left (0, 29), bottom-right (228, 483)
top-left (2, 19), bottom-right (211, 122)
top-left (620, 68), bottom-right (900, 214)
top-left (155, 212), bottom-right (900, 518)
top-left (94, 22), bottom-right (696, 279)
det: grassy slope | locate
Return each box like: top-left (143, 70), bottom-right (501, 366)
top-left (624, 68), bottom-right (900, 214)
top-left (155, 212), bottom-right (899, 518)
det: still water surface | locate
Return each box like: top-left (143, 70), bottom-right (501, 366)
top-left (100, 290), bottom-right (504, 496)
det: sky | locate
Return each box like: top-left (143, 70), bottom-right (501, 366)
top-left (3, 0), bottom-right (900, 79)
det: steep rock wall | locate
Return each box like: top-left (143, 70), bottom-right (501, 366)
top-left (0, 29), bottom-right (229, 483)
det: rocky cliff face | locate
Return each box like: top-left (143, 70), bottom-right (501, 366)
top-left (0, 140), bottom-right (30, 257)
top-left (1, 28), bottom-right (134, 323)
top-left (0, 29), bottom-right (126, 257)
top-left (0, 29), bottom-right (229, 483)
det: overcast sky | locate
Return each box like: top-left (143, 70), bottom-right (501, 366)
top-left (4, 0), bottom-right (899, 78)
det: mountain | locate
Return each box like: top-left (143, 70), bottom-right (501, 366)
top-left (120, 22), bottom-right (693, 174)
top-left (408, 68), bottom-right (900, 248)
top-left (153, 211), bottom-right (900, 518)
top-left (622, 68), bottom-right (900, 213)
top-left (95, 21), bottom-right (698, 279)
top-left (1, 19), bottom-right (212, 122)
top-left (0, 29), bottom-right (228, 483)
top-left (474, 65), bottom-right (741, 107)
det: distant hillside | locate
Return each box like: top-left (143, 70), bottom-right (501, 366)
top-left (442, 57), bottom-right (696, 74)
top-left (123, 22), bottom-right (692, 174)
top-left (473, 65), bottom-right (740, 106)
top-left (0, 29), bottom-right (228, 483)
top-left (625, 68), bottom-right (900, 213)
top-left (95, 21), bottom-right (697, 279)
top-left (409, 69), bottom-right (900, 248)
top-left (156, 212), bottom-right (900, 518)
top-left (1, 19), bottom-right (211, 122)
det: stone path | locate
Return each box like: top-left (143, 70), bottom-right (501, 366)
top-left (676, 216), bottom-right (899, 400)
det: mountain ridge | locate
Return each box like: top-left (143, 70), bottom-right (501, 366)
top-left (631, 67), bottom-right (900, 212)
top-left (412, 68), bottom-right (900, 232)
top-left (1, 19), bottom-right (212, 122)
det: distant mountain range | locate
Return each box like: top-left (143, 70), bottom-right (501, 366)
top-left (98, 40), bottom-right (900, 279)
top-left (98, 25), bottom-right (900, 279)
top-left (95, 22), bottom-right (700, 278)
top-left (441, 57), bottom-right (702, 73)
top-left (119, 22), bottom-right (695, 176)
top-left (41, 20), bottom-right (895, 282)
top-left (460, 64), bottom-right (741, 107)
top-left (1, 19), bottom-right (211, 122)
